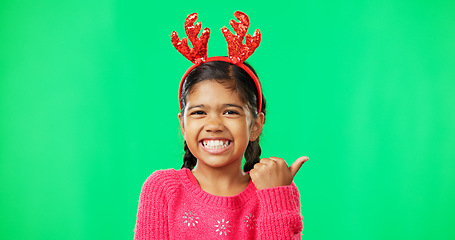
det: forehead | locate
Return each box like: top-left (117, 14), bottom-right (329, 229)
top-left (188, 80), bottom-right (243, 103)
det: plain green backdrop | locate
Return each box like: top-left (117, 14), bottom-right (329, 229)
top-left (1, 0), bottom-right (454, 239)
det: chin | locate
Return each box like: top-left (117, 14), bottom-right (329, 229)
top-left (195, 155), bottom-right (242, 169)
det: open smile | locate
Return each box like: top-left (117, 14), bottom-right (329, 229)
top-left (200, 139), bottom-right (232, 154)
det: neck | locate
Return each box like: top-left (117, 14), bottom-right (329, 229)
top-left (191, 162), bottom-right (250, 196)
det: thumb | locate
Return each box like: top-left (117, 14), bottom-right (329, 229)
top-left (289, 156), bottom-right (309, 176)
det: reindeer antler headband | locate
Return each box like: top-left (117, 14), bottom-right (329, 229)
top-left (171, 11), bottom-right (263, 112)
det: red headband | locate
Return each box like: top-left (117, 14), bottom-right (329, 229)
top-left (171, 11), bottom-right (262, 113)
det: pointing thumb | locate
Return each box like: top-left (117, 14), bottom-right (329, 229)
top-left (289, 156), bottom-right (309, 176)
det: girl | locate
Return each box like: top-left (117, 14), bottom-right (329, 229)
top-left (134, 12), bottom-right (308, 240)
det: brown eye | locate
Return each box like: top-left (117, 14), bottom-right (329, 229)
top-left (190, 111), bottom-right (205, 115)
top-left (224, 110), bottom-right (239, 115)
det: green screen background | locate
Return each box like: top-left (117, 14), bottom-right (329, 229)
top-left (1, 0), bottom-right (454, 239)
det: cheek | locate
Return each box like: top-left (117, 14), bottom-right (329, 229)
top-left (183, 120), bottom-right (201, 137)
top-left (234, 121), bottom-right (252, 139)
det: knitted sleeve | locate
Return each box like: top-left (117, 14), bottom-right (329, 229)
top-left (134, 170), bottom-right (177, 240)
top-left (256, 182), bottom-right (303, 239)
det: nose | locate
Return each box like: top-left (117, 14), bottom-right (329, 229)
top-left (205, 114), bottom-right (224, 132)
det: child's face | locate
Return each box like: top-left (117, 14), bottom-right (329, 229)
top-left (179, 80), bottom-right (263, 171)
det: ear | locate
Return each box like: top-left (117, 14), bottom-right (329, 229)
top-left (249, 112), bottom-right (264, 141)
top-left (178, 112), bottom-right (186, 140)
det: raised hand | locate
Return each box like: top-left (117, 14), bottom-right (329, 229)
top-left (250, 156), bottom-right (309, 190)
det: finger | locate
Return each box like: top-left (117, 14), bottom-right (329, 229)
top-left (289, 156), bottom-right (309, 176)
top-left (253, 162), bottom-right (266, 170)
top-left (268, 157), bottom-right (284, 162)
top-left (249, 169), bottom-right (256, 177)
top-left (268, 157), bottom-right (287, 166)
top-left (259, 158), bottom-right (277, 166)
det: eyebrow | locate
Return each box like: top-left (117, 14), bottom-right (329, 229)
top-left (223, 104), bottom-right (244, 109)
top-left (187, 103), bottom-right (244, 111)
top-left (187, 104), bottom-right (204, 111)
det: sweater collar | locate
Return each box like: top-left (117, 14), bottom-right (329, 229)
top-left (177, 168), bottom-right (257, 209)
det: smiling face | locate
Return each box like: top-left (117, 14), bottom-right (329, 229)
top-left (179, 80), bottom-right (263, 171)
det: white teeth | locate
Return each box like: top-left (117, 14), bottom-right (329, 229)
top-left (202, 140), bottom-right (230, 149)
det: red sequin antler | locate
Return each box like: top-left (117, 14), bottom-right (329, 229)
top-left (222, 11), bottom-right (261, 64)
top-left (171, 13), bottom-right (210, 64)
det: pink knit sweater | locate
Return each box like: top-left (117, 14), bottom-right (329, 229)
top-left (134, 168), bottom-right (303, 239)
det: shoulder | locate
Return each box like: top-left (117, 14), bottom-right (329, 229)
top-left (140, 169), bottom-right (183, 198)
top-left (142, 168), bottom-right (182, 188)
